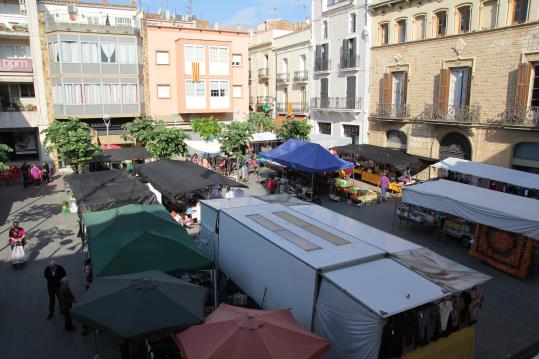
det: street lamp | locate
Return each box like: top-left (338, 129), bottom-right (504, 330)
top-left (102, 114), bottom-right (111, 149)
top-left (171, 112), bottom-right (180, 128)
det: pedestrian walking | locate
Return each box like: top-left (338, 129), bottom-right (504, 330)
top-left (267, 176), bottom-right (276, 194)
top-left (30, 164), bottom-right (42, 186)
top-left (379, 173), bottom-right (390, 201)
top-left (9, 221), bottom-right (27, 269)
top-left (81, 259), bottom-right (92, 336)
top-left (41, 162), bottom-right (50, 183)
top-left (44, 260), bottom-right (66, 319)
top-left (243, 159), bottom-right (250, 183)
top-left (59, 278), bottom-right (76, 331)
top-left (21, 162), bottom-right (30, 187)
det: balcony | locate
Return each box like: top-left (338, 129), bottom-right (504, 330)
top-left (276, 73), bottom-right (290, 84)
top-left (310, 97), bottom-right (362, 111)
top-left (276, 102), bottom-right (309, 114)
top-left (0, 14), bottom-right (28, 38)
top-left (44, 13), bottom-right (140, 35)
top-left (293, 71), bottom-right (308, 82)
top-left (490, 106), bottom-right (539, 129)
top-left (340, 55), bottom-right (358, 70)
top-left (256, 96), bottom-right (272, 105)
top-left (416, 104), bottom-right (481, 124)
top-left (314, 59), bottom-right (330, 72)
top-left (371, 104), bottom-right (411, 120)
top-left (258, 67), bottom-right (269, 79)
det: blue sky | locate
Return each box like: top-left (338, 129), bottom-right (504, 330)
top-left (133, 0), bottom-right (311, 27)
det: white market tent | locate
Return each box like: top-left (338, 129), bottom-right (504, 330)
top-left (185, 139), bottom-right (221, 154)
top-left (309, 133), bottom-right (352, 149)
top-left (202, 198), bottom-right (491, 359)
top-left (251, 132), bottom-right (278, 142)
top-left (432, 157), bottom-right (539, 190)
top-left (402, 179), bottom-right (539, 240)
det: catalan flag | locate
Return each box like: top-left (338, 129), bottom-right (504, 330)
top-left (287, 102), bottom-right (293, 116)
top-left (191, 62), bottom-right (200, 82)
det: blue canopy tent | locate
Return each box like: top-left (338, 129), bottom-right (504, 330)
top-left (259, 139), bottom-right (354, 173)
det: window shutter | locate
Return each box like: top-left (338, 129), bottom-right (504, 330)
top-left (383, 73), bottom-right (393, 112)
top-left (514, 62), bottom-right (532, 112)
top-left (438, 68), bottom-right (450, 111)
top-left (315, 45), bottom-right (321, 69)
top-left (403, 72), bottom-right (408, 105)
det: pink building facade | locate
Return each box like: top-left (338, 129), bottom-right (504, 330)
top-left (146, 22), bottom-right (249, 125)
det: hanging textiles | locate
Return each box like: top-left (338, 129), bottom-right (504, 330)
top-left (470, 225), bottom-right (534, 278)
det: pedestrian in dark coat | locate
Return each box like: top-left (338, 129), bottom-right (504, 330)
top-left (59, 277), bottom-right (76, 331)
top-left (44, 260), bottom-right (66, 319)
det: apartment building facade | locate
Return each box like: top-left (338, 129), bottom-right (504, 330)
top-left (0, 0), bottom-right (48, 162)
top-left (273, 27), bottom-right (312, 125)
top-left (39, 0), bottom-right (144, 147)
top-left (145, 21), bottom-right (249, 126)
top-left (311, 0), bottom-right (370, 144)
top-left (368, 0), bottom-right (539, 171)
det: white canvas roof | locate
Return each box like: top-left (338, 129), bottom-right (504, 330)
top-left (290, 205), bottom-right (421, 253)
top-left (185, 139), bottom-right (221, 154)
top-left (433, 157), bottom-right (539, 190)
top-left (251, 132), bottom-right (278, 142)
top-left (323, 259), bottom-right (447, 318)
top-left (309, 133), bottom-right (352, 149)
top-left (402, 180), bottom-right (539, 240)
top-left (201, 197), bottom-right (267, 211)
top-left (221, 204), bottom-right (386, 271)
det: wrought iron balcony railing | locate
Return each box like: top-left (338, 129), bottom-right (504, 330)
top-left (258, 68), bottom-right (269, 78)
top-left (276, 73), bottom-right (290, 83)
top-left (310, 97), bottom-right (362, 111)
top-left (45, 13), bottom-right (140, 35)
top-left (491, 106), bottom-right (539, 128)
top-left (417, 104), bottom-right (480, 124)
top-left (314, 59), bottom-right (330, 72)
top-left (276, 102), bottom-right (309, 113)
top-left (293, 71), bottom-right (309, 82)
top-left (340, 55), bottom-right (358, 69)
top-left (372, 104), bottom-right (411, 119)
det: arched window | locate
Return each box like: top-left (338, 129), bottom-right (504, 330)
top-left (387, 130), bottom-right (407, 150)
top-left (439, 132), bottom-right (472, 160)
top-left (456, 5), bottom-right (472, 33)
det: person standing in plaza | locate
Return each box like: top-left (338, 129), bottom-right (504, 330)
top-left (59, 278), bottom-right (76, 331)
top-left (30, 164), bottom-right (42, 186)
top-left (21, 162), bottom-right (30, 187)
top-left (379, 172), bottom-right (390, 201)
top-left (41, 162), bottom-right (50, 183)
top-left (81, 259), bottom-right (92, 336)
top-left (9, 221), bottom-right (26, 250)
top-left (44, 260), bottom-right (66, 319)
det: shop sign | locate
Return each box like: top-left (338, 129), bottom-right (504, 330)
top-left (0, 58), bottom-right (32, 73)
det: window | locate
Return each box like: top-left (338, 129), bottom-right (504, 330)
top-left (531, 63), bottom-right (539, 107)
top-left (322, 20), bottom-right (328, 39)
top-left (102, 84), bottom-right (122, 104)
top-left (350, 12), bottom-right (357, 33)
top-left (48, 42), bottom-right (59, 63)
top-left (122, 84), bottom-right (137, 103)
top-left (87, 16), bottom-right (99, 25)
top-left (232, 54), bottom-right (242, 66)
top-left (318, 122), bottom-right (331, 135)
top-left (413, 15), bottom-right (427, 40)
top-left (209, 46), bottom-right (228, 64)
top-left (282, 58), bottom-right (288, 73)
top-left (100, 42), bottom-right (117, 63)
top-left (185, 80), bottom-right (205, 97)
top-left (19, 84), bottom-right (35, 98)
top-left (81, 42), bottom-right (99, 63)
top-left (0, 44), bottom-right (31, 58)
top-left (157, 85), bottom-right (171, 98)
top-left (233, 85), bottom-right (242, 98)
top-left (435, 11), bottom-right (447, 37)
top-left (457, 6), bottom-right (471, 33)
top-left (83, 84), bottom-right (101, 104)
top-left (210, 80), bottom-right (228, 97)
top-left (315, 44), bottom-right (329, 71)
top-left (118, 44), bottom-right (137, 64)
top-left (300, 54), bottom-right (306, 71)
top-left (52, 84), bottom-right (64, 104)
top-left (60, 41), bottom-right (80, 63)
top-left (392, 72), bottom-right (407, 105)
top-left (114, 17), bottom-right (132, 27)
top-left (480, 0), bottom-right (497, 29)
top-left (156, 51), bottom-right (169, 65)
top-left (379, 23), bottom-right (389, 45)
top-left (448, 67), bottom-right (471, 108)
top-left (184, 44), bottom-right (205, 63)
top-left (397, 19), bottom-right (407, 43)
top-left (64, 84), bottom-right (83, 104)
top-left (512, 0), bottom-right (529, 24)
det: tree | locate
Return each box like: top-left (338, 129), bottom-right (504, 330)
top-left (220, 121), bottom-right (253, 159)
top-left (0, 144), bottom-right (13, 172)
top-left (144, 125), bottom-right (191, 159)
top-left (191, 117), bottom-right (222, 141)
top-left (122, 116), bottom-right (158, 146)
top-left (277, 117), bottom-right (312, 141)
top-left (246, 112), bottom-right (275, 133)
top-left (42, 118), bottom-right (98, 171)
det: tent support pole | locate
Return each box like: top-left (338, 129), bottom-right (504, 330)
top-left (391, 194), bottom-right (400, 233)
top-left (311, 173), bottom-right (314, 193)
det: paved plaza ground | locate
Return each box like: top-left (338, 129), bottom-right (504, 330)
top-left (0, 170), bottom-right (538, 358)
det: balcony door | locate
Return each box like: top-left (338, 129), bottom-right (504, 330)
top-left (320, 78), bottom-right (329, 107)
top-left (392, 72), bottom-right (406, 106)
top-left (448, 67), bottom-right (470, 109)
top-left (346, 76), bottom-right (356, 109)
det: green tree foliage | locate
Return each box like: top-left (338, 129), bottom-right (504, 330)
top-left (277, 117), bottom-right (312, 141)
top-left (42, 118), bottom-right (98, 171)
top-left (122, 116), bottom-right (158, 146)
top-left (144, 125), bottom-right (191, 159)
top-left (246, 112), bottom-right (275, 133)
top-left (191, 117), bottom-right (223, 141)
top-left (220, 121), bottom-right (253, 158)
top-left (0, 143), bottom-right (13, 171)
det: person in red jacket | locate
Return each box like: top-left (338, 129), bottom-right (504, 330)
top-left (267, 176), bottom-right (276, 194)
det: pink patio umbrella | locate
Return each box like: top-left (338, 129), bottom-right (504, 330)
top-left (175, 304), bottom-right (330, 359)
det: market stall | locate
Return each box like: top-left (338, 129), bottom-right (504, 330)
top-left (65, 169), bottom-right (157, 213)
top-left (203, 199), bottom-right (490, 359)
top-left (402, 179), bottom-right (539, 277)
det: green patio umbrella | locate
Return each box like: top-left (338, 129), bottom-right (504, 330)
top-left (72, 270), bottom-right (207, 339)
top-left (83, 204), bottom-right (212, 277)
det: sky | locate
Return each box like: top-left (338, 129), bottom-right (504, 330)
top-left (133, 0), bottom-right (311, 27)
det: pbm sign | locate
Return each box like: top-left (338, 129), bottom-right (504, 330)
top-left (0, 58), bottom-right (32, 72)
